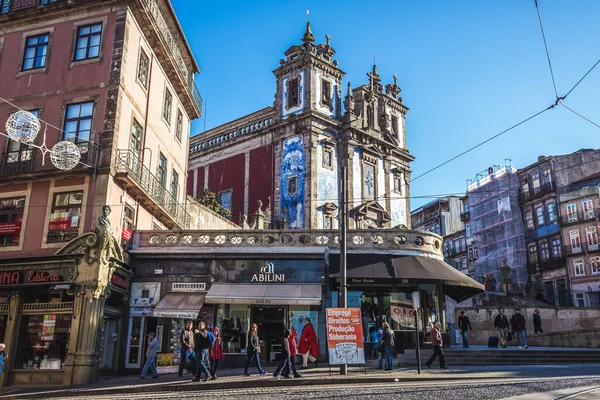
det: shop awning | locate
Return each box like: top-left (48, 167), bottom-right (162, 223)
top-left (153, 293), bottom-right (205, 319)
top-left (205, 284), bottom-right (322, 306)
top-left (329, 254), bottom-right (485, 302)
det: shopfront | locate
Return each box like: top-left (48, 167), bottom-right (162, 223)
top-left (328, 253), bottom-right (484, 356)
top-left (204, 259), bottom-right (325, 362)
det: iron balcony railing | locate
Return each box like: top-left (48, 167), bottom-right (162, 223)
top-left (115, 149), bottom-right (190, 228)
top-left (141, 0), bottom-right (202, 115)
top-left (0, 0), bottom-right (65, 15)
top-left (565, 242), bottom-right (600, 255)
top-left (0, 140), bottom-right (99, 178)
top-left (561, 209), bottom-right (599, 226)
top-left (519, 181), bottom-right (554, 202)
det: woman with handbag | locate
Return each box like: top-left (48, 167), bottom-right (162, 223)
top-left (243, 323), bottom-right (267, 377)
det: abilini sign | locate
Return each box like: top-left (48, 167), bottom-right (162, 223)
top-left (251, 262), bottom-right (285, 282)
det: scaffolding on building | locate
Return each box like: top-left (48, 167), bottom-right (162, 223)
top-left (467, 161), bottom-right (527, 295)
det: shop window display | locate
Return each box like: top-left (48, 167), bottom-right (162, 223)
top-left (14, 314), bottom-right (71, 370)
top-left (215, 304), bottom-right (248, 353)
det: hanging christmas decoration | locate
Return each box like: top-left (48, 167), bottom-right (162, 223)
top-left (50, 141), bottom-right (81, 170)
top-left (5, 110), bottom-right (41, 144)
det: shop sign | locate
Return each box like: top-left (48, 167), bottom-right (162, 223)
top-left (326, 308), bottom-right (364, 365)
top-left (122, 227), bottom-right (133, 241)
top-left (130, 282), bottom-right (161, 307)
top-left (130, 306), bottom-right (155, 317)
top-left (153, 310), bottom-right (199, 319)
top-left (0, 269), bottom-right (64, 286)
top-left (111, 275), bottom-right (129, 289)
top-left (251, 262), bottom-right (285, 282)
top-left (0, 222), bottom-right (21, 235)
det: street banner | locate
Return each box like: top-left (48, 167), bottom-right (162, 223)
top-left (326, 308), bottom-right (364, 365)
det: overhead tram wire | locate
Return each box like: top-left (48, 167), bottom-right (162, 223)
top-left (559, 100), bottom-right (600, 130)
top-left (535, 0), bottom-right (559, 98)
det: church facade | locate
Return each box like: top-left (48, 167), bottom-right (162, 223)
top-left (187, 23), bottom-right (413, 231)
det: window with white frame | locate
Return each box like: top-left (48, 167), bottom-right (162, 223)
top-left (582, 200), bottom-right (595, 219)
top-left (525, 210), bottom-right (534, 229)
top-left (551, 236), bottom-right (562, 258)
top-left (528, 243), bottom-right (538, 264)
top-left (570, 230), bottom-right (582, 251)
top-left (542, 167), bottom-right (551, 184)
top-left (466, 223), bottom-right (471, 237)
top-left (575, 293), bottom-right (585, 307)
top-left (531, 173), bottom-right (540, 191)
top-left (468, 247), bottom-right (473, 260)
top-left (473, 245), bottom-right (478, 259)
top-left (573, 259), bottom-right (585, 277)
top-left (590, 256), bottom-right (600, 275)
top-left (535, 205), bottom-right (545, 226)
top-left (567, 204), bottom-right (578, 222)
top-left (547, 202), bottom-right (557, 222)
top-left (586, 226), bottom-right (599, 251)
top-left (539, 239), bottom-right (550, 261)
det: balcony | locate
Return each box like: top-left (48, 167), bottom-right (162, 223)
top-left (0, 141), bottom-right (99, 181)
top-left (0, 0), bottom-right (65, 15)
top-left (519, 181), bottom-right (554, 202)
top-left (460, 211), bottom-right (470, 222)
top-left (139, 0), bottom-right (202, 117)
top-left (526, 257), bottom-right (566, 274)
top-left (561, 209), bottom-right (599, 226)
top-left (114, 150), bottom-right (190, 229)
top-left (565, 242), bottom-right (600, 255)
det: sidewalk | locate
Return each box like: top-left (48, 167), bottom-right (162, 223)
top-left (3, 363), bottom-right (600, 399)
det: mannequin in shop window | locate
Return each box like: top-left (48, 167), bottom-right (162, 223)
top-left (222, 317), bottom-right (242, 352)
top-left (371, 297), bottom-right (380, 328)
top-left (360, 294), bottom-right (371, 340)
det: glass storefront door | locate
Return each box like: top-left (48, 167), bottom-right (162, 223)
top-left (250, 306), bottom-right (287, 361)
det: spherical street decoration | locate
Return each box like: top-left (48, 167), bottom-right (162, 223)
top-left (5, 110), bottom-right (41, 144)
top-left (50, 141), bottom-right (81, 170)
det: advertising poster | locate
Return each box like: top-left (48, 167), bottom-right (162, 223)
top-left (41, 314), bottom-right (56, 341)
top-left (326, 308), bottom-right (364, 365)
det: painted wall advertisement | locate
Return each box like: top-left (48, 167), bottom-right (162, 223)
top-left (326, 308), bottom-right (364, 365)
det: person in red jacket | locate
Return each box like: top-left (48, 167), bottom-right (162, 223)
top-left (210, 326), bottom-right (224, 379)
top-left (282, 328), bottom-right (303, 378)
top-left (298, 317), bottom-right (319, 368)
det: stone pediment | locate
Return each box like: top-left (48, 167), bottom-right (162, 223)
top-left (350, 201), bottom-right (391, 229)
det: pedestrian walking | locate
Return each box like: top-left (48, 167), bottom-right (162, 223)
top-left (299, 317), bottom-right (319, 368)
top-left (0, 343), bottom-right (7, 375)
top-left (282, 328), bottom-right (302, 378)
top-left (210, 326), bottom-right (224, 380)
top-left (426, 322), bottom-right (447, 369)
top-left (193, 321), bottom-right (215, 382)
top-left (510, 308), bottom-right (528, 349)
top-left (178, 321), bottom-right (197, 379)
top-left (273, 329), bottom-right (293, 379)
top-left (374, 328), bottom-right (385, 369)
top-left (493, 309), bottom-right (509, 347)
top-left (139, 332), bottom-right (159, 379)
top-left (457, 311), bottom-right (472, 348)
top-left (381, 322), bottom-right (395, 370)
top-left (533, 309), bottom-right (543, 333)
top-left (243, 323), bottom-right (267, 377)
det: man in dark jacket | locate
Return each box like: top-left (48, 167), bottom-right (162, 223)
top-left (273, 329), bottom-right (292, 379)
top-left (494, 309), bottom-right (509, 347)
top-left (510, 308), bottom-right (528, 349)
top-left (178, 321), bottom-right (197, 379)
top-left (457, 311), bottom-right (472, 348)
top-left (533, 309), bottom-right (543, 333)
top-left (193, 321), bottom-right (215, 382)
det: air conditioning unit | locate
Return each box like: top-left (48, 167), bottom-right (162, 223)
top-left (171, 282), bottom-right (206, 292)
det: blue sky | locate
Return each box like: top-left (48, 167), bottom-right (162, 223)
top-left (172, 0), bottom-right (600, 209)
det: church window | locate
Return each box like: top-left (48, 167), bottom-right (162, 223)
top-left (321, 79), bottom-right (331, 107)
top-left (363, 163), bottom-right (375, 200)
top-left (287, 78), bottom-right (300, 109)
top-left (322, 149), bottom-right (332, 168)
top-left (392, 115), bottom-right (399, 134)
top-left (394, 175), bottom-right (402, 193)
top-left (367, 105), bottom-right (374, 128)
top-left (288, 176), bottom-right (297, 195)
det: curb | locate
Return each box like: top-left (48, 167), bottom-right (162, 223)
top-left (2, 374), bottom-right (510, 399)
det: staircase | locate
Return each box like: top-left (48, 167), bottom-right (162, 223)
top-left (397, 347), bottom-right (600, 366)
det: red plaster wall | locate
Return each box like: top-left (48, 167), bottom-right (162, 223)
top-left (207, 155), bottom-right (245, 225)
top-left (186, 172), bottom-right (194, 197)
top-left (248, 144), bottom-right (274, 215)
top-left (196, 166), bottom-right (205, 196)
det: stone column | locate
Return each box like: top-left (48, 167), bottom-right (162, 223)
top-left (63, 285), bottom-right (107, 386)
top-left (1, 294), bottom-right (21, 387)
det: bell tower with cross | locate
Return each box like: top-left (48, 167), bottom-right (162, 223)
top-left (272, 22), bottom-right (345, 121)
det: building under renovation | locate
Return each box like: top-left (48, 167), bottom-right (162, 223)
top-left (467, 164), bottom-right (527, 295)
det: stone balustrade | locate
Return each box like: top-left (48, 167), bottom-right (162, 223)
top-left (134, 228), bottom-right (444, 256)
